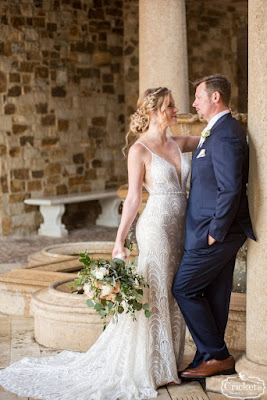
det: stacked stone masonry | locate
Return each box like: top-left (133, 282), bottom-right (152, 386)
top-left (0, 0), bottom-right (130, 235)
top-left (186, 0), bottom-right (248, 113)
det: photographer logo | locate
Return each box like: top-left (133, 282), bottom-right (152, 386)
top-left (221, 372), bottom-right (265, 399)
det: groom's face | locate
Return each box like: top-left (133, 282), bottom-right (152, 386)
top-left (193, 82), bottom-right (214, 122)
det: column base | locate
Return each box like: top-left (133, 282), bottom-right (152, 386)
top-left (236, 352), bottom-right (267, 382)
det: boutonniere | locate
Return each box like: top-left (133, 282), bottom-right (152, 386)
top-left (201, 129), bottom-right (211, 140)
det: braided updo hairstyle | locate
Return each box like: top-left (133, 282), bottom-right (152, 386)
top-left (123, 87), bottom-right (171, 155)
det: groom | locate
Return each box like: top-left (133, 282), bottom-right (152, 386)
top-left (172, 74), bottom-right (255, 379)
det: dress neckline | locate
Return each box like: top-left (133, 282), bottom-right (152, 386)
top-left (136, 138), bottom-right (183, 188)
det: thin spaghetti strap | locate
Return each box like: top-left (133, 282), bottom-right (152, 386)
top-left (170, 137), bottom-right (182, 154)
top-left (135, 142), bottom-right (153, 154)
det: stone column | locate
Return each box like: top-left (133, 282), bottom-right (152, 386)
top-left (236, 0), bottom-right (267, 381)
top-left (139, 0), bottom-right (189, 113)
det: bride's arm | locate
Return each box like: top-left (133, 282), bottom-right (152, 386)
top-left (172, 135), bottom-right (200, 152)
top-left (112, 145), bottom-right (145, 259)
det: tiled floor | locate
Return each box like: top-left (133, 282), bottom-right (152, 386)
top-left (0, 314), bottom-right (61, 400)
top-left (0, 314), bottom-right (210, 400)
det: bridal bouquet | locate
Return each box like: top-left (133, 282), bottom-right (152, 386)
top-left (71, 239), bottom-right (151, 329)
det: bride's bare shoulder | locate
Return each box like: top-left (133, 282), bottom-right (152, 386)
top-left (129, 141), bottom-right (150, 158)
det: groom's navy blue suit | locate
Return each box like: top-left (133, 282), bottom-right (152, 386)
top-left (173, 113), bottom-right (255, 367)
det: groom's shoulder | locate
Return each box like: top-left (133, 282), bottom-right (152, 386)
top-left (214, 113), bottom-right (238, 131)
top-left (212, 115), bottom-right (245, 142)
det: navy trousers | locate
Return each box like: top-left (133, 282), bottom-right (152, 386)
top-left (172, 232), bottom-right (247, 367)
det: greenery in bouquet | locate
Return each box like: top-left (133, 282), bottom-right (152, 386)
top-left (71, 239), bottom-right (151, 329)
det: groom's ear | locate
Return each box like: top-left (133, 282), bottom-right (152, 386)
top-left (211, 90), bottom-right (221, 104)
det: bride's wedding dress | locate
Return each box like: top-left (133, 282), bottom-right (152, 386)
top-left (0, 139), bottom-right (190, 400)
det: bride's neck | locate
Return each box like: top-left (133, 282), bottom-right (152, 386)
top-left (145, 125), bottom-right (168, 143)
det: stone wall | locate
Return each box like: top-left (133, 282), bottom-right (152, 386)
top-left (186, 0), bottom-right (248, 113)
top-left (0, 0), bottom-right (128, 235)
top-left (123, 0), bottom-right (139, 127)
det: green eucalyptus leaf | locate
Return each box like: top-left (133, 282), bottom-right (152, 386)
top-left (94, 303), bottom-right (103, 311)
top-left (86, 299), bottom-right (94, 307)
top-left (99, 309), bottom-right (106, 318)
top-left (124, 238), bottom-right (133, 251)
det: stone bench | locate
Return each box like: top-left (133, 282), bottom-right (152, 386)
top-left (24, 190), bottom-right (121, 237)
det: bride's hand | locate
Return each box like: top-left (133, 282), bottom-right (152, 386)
top-left (112, 243), bottom-right (127, 260)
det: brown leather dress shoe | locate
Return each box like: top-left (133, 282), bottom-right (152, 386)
top-left (180, 355), bottom-right (236, 379)
top-left (178, 363), bottom-right (193, 378)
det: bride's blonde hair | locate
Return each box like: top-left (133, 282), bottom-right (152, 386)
top-left (123, 87), bottom-right (171, 156)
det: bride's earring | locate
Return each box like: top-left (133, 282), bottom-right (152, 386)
top-left (152, 118), bottom-right (157, 125)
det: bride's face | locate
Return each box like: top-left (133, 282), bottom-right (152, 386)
top-left (158, 95), bottom-right (179, 128)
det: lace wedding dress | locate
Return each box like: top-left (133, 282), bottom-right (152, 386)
top-left (0, 139), bottom-right (190, 400)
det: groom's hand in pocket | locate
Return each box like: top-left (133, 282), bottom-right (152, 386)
top-left (208, 234), bottom-right (216, 246)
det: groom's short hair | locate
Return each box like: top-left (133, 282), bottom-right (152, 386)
top-left (193, 74), bottom-right (231, 107)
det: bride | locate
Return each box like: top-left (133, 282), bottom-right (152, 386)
top-left (0, 87), bottom-right (199, 400)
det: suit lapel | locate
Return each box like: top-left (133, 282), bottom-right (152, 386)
top-left (191, 145), bottom-right (203, 175)
top-left (192, 146), bottom-right (202, 162)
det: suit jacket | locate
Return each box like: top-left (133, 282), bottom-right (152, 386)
top-left (184, 113), bottom-right (255, 250)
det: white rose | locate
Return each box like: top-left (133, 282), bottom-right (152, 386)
top-left (99, 267), bottom-right (109, 276)
top-left (95, 269), bottom-right (104, 280)
top-left (83, 284), bottom-right (94, 299)
top-left (100, 284), bottom-right (113, 297)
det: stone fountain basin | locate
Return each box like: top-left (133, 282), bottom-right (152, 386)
top-left (32, 279), bottom-right (108, 352)
top-left (30, 240), bottom-right (139, 351)
top-left (28, 241), bottom-right (138, 271)
top-left (31, 277), bottom-right (246, 353)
